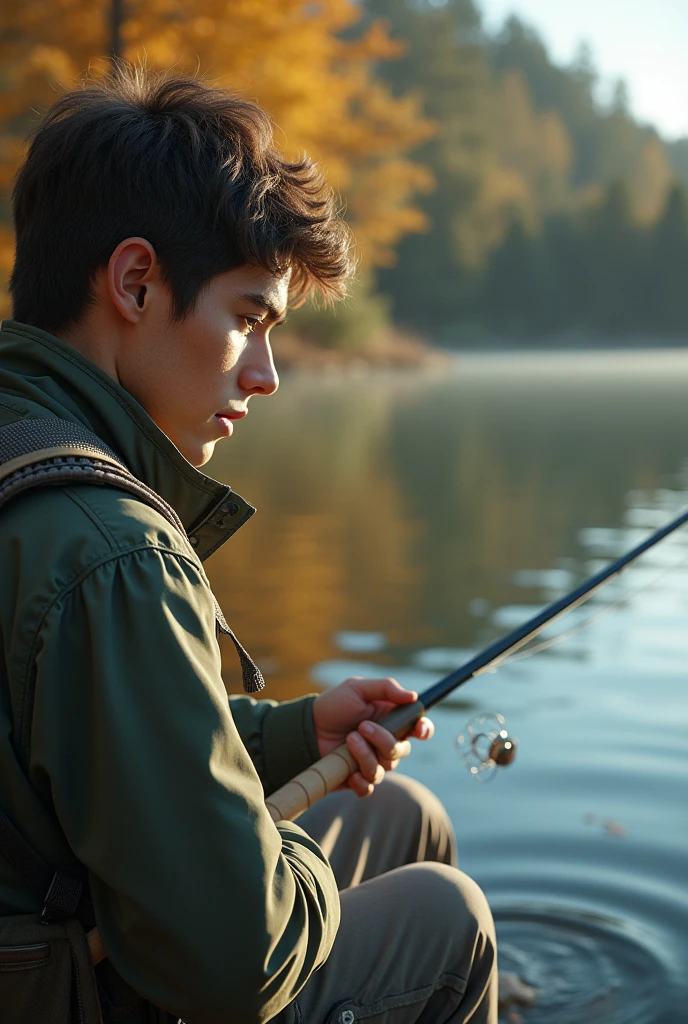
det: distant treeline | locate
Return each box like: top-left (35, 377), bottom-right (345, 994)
top-left (361, 0), bottom-right (688, 343)
top-left (2, 0), bottom-right (685, 345)
top-left (483, 181), bottom-right (688, 341)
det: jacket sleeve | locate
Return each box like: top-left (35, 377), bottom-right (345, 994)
top-left (227, 694), bottom-right (321, 796)
top-left (29, 546), bottom-right (340, 1024)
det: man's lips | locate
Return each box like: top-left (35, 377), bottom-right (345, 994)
top-left (215, 410), bottom-right (246, 436)
top-left (216, 410), bottom-right (247, 421)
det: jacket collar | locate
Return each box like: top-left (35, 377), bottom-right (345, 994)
top-left (0, 320), bottom-right (255, 560)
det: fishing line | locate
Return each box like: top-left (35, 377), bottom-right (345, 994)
top-left (477, 539), bottom-right (688, 674)
top-left (459, 523), bottom-right (688, 781)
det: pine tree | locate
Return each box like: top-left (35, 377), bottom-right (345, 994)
top-left (365, 0), bottom-right (499, 330)
top-left (646, 184), bottom-right (688, 337)
top-left (581, 179), bottom-right (642, 335)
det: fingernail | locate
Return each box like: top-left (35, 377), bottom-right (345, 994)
top-left (360, 721), bottom-right (374, 736)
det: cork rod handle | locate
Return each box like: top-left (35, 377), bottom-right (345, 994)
top-left (265, 744), bottom-right (357, 822)
top-left (266, 699), bottom-right (425, 823)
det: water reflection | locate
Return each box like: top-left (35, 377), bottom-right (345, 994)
top-left (208, 352), bottom-right (688, 696)
top-left (207, 352), bottom-right (688, 1022)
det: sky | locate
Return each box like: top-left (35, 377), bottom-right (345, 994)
top-left (479, 0), bottom-right (688, 140)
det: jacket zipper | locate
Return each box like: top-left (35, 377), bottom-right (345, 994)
top-left (70, 941), bottom-right (85, 1024)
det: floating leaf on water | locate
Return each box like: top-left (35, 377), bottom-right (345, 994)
top-left (603, 819), bottom-right (629, 839)
top-left (583, 814), bottom-right (629, 838)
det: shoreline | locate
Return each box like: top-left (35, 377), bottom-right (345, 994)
top-left (273, 330), bottom-right (450, 371)
top-left (273, 331), bottom-right (688, 373)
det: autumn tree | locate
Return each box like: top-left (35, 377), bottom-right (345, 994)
top-left (366, 4), bottom-right (687, 342)
top-left (365, 0), bottom-right (505, 330)
top-left (0, 0), bottom-right (434, 315)
top-left (493, 70), bottom-right (572, 213)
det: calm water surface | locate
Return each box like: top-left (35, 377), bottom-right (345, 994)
top-left (207, 351), bottom-right (688, 1024)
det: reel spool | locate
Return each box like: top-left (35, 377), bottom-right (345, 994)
top-left (456, 712), bottom-right (517, 782)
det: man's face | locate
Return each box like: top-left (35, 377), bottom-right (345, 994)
top-left (119, 264), bottom-right (285, 466)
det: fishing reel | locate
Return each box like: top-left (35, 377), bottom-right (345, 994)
top-left (456, 713), bottom-right (516, 782)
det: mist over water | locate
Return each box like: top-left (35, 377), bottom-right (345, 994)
top-left (208, 350), bottom-right (688, 1023)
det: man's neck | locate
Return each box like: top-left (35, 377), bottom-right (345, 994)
top-left (61, 314), bottom-right (123, 385)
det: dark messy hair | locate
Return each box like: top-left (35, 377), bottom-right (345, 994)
top-left (10, 66), bottom-right (353, 333)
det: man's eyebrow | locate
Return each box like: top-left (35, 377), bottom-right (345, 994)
top-left (239, 292), bottom-right (288, 324)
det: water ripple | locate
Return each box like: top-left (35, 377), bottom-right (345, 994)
top-left (495, 905), bottom-right (677, 1024)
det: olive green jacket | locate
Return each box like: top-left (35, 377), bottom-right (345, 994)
top-left (0, 320), bottom-right (340, 1023)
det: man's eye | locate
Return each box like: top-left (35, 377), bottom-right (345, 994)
top-left (239, 315), bottom-right (262, 334)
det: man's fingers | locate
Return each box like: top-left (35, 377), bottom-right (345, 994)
top-left (348, 772), bottom-right (375, 798)
top-left (347, 676), bottom-right (417, 706)
top-left (410, 717), bottom-right (434, 741)
top-left (358, 720), bottom-right (412, 761)
top-left (346, 731), bottom-right (386, 785)
top-left (345, 710), bottom-right (429, 790)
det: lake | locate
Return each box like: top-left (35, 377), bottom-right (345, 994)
top-left (207, 350), bottom-right (688, 1024)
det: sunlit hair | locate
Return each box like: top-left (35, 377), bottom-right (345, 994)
top-left (11, 65), bottom-right (353, 333)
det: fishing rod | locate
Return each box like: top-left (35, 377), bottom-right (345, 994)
top-left (86, 504), bottom-right (688, 967)
top-left (264, 504), bottom-right (688, 823)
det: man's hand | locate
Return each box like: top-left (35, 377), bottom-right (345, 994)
top-left (312, 677), bottom-right (434, 798)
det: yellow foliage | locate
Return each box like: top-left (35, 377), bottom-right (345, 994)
top-left (493, 71), bottom-right (573, 213)
top-left (0, 0), bottom-right (434, 309)
top-left (630, 139), bottom-right (673, 225)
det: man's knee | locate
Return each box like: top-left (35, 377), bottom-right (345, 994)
top-left (396, 861), bottom-right (496, 949)
top-left (377, 772), bottom-right (442, 814)
top-left (378, 773), bottom-right (457, 865)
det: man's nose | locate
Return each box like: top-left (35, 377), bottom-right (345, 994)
top-left (238, 337), bottom-right (279, 397)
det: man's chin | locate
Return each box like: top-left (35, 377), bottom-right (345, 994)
top-left (192, 439), bottom-right (219, 468)
top-left (174, 435), bottom-right (218, 468)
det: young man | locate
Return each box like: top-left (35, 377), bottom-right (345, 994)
top-left (0, 69), bottom-right (497, 1022)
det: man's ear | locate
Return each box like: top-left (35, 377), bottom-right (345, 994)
top-left (107, 237), bottom-right (159, 323)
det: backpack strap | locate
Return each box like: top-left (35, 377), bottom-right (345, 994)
top-left (0, 418), bottom-right (264, 693)
top-left (0, 418), bottom-right (188, 536)
top-left (0, 807), bottom-right (83, 922)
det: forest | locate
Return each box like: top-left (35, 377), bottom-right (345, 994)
top-left (366, 1), bottom-right (688, 344)
top-left (0, 0), bottom-right (686, 346)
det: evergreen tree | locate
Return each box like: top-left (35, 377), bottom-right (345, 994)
top-left (490, 21), bottom-right (601, 187)
top-left (482, 220), bottom-right (541, 337)
top-left (364, 0), bottom-right (495, 330)
top-left (483, 217), bottom-right (572, 339)
top-left (579, 180), bottom-right (643, 335)
top-left (668, 139), bottom-right (688, 185)
top-left (645, 185), bottom-right (688, 337)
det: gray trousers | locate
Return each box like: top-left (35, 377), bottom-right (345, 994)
top-left (277, 773), bottom-right (498, 1024)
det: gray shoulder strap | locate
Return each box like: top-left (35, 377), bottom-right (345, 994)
top-left (0, 417), bottom-right (123, 474)
top-left (0, 418), bottom-right (264, 693)
top-left (0, 418), bottom-right (187, 533)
